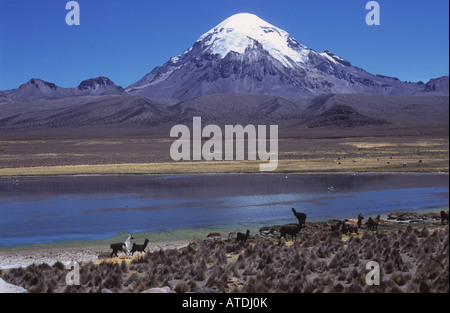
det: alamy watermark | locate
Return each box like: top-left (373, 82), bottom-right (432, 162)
top-left (65, 261), bottom-right (80, 286)
top-left (65, 1), bottom-right (80, 26)
top-left (365, 261), bottom-right (380, 286)
top-left (366, 1), bottom-right (380, 26)
top-left (170, 117), bottom-right (279, 172)
top-left (65, 1), bottom-right (380, 27)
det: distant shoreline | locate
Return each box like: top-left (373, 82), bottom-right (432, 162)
top-left (1, 166), bottom-right (449, 178)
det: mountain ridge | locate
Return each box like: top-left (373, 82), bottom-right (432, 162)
top-left (0, 92), bottom-right (448, 130)
top-left (1, 13), bottom-right (448, 104)
top-left (0, 12), bottom-right (448, 133)
top-left (1, 76), bottom-right (126, 103)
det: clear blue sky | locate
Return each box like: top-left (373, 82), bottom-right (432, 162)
top-left (0, 0), bottom-right (448, 90)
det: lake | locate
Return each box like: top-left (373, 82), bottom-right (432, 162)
top-left (0, 173), bottom-right (448, 247)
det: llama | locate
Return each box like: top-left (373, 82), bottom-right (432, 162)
top-left (235, 230), bottom-right (250, 243)
top-left (366, 215), bottom-right (381, 231)
top-left (372, 215), bottom-right (381, 231)
top-left (331, 220), bottom-right (343, 231)
top-left (124, 234), bottom-right (134, 255)
top-left (130, 239), bottom-right (149, 256)
top-left (110, 234), bottom-right (134, 258)
top-left (341, 221), bottom-right (358, 235)
top-left (366, 218), bottom-right (376, 231)
top-left (110, 242), bottom-right (126, 258)
top-left (440, 211), bottom-right (449, 224)
top-left (345, 213), bottom-right (364, 228)
top-left (291, 208), bottom-right (307, 225)
top-left (279, 223), bottom-right (303, 241)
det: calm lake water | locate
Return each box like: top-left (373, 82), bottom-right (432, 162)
top-left (0, 173), bottom-right (448, 247)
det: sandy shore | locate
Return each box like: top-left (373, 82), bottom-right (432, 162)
top-left (0, 241), bottom-right (189, 270)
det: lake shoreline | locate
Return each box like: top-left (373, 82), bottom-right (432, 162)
top-left (1, 209), bottom-right (447, 270)
top-left (0, 240), bottom-right (190, 270)
top-left (1, 211), bottom-right (448, 293)
top-left (1, 168), bottom-right (449, 179)
top-left (1, 172), bottom-right (448, 252)
top-left (1, 205), bottom-right (447, 252)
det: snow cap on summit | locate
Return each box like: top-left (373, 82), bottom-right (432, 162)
top-left (210, 13), bottom-right (277, 33)
top-left (196, 13), bottom-right (310, 68)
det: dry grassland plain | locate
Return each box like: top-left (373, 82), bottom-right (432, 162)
top-left (0, 124), bottom-right (448, 176)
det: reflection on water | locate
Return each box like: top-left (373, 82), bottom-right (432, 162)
top-left (0, 173), bottom-right (448, 247)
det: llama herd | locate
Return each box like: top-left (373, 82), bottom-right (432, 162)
top-left (109, 235), bottom-right (150, 258)
top-left (273, 209), bottom-right (385, 241)
top-left (333, 213), bottom-right (380, 235)
top-left (109, 209), bottom-right (450, 258)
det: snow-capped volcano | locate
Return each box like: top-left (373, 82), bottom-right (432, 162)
top-left (1, 14), bottom-right (448, 130)
top-left (195, 13), bottom-right (310, 68)
top-left (126, 13), bottom-right (446, 102)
